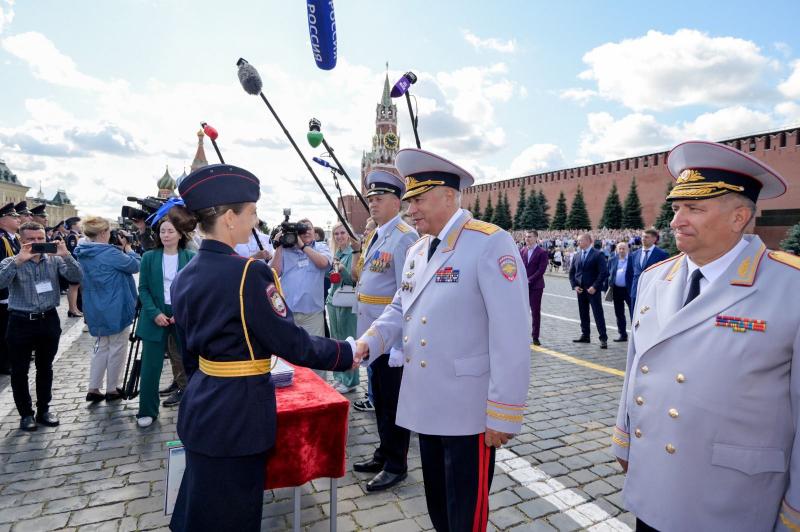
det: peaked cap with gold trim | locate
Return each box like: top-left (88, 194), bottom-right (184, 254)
top-left (395, 148), bottom-right (475, 200)
top-left (365, 169), bottom-right (405, 198)
top-left (666, 140), bottom-right (787, 203)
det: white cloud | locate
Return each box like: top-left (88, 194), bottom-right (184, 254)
top-left (559, 88), bottom-right (597, 105)
top-left (775, 101), bottom-right (800, 125)
top-left (1, 31), bottom-right (125, 91)
top-left (576, 29), bottom-right (776, 111)
top-left (779, 60), bottom-right (800, 99)
top-left (0, 0), bottom-right (13, 34)
top-left (682, 106), bottom-right (773, 139)
top-left (462, 30), bottom-right (516, 54)
top-left (774, 42), bottom-right (792, 58)
top-left (509, 144), bottom-right (565, 177)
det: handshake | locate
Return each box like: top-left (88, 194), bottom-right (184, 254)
top-left (351, 340), bottom-right (370, 369)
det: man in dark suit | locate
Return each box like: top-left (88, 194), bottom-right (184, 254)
top-left (523, 230), bottom-right (549, 346)
top-left (607, 242), bottom-right (632, 342)
top-left (569, 233), bottom-right (608, 348)
top-left (627, 228), bottom-right (669, 315)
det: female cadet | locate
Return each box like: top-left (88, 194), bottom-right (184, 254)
top-left (168, 165), bottom-right (358, 532)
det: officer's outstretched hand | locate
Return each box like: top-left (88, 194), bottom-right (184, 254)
top-left (485, 428), bottom-right (512, 448)
top-left (352, 340), bottom-right (370, 369)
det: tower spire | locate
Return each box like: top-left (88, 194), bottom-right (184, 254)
top-left (382, 66), bottom-right (392, 108)
top-left (191, 129), bottom-right (209, 172)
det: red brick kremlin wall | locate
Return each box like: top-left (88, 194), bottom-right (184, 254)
top-left (461, 127), bottom-right (800, 248)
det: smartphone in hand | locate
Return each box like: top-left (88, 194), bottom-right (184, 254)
top-left (31, 243), bottom-right (58, 254)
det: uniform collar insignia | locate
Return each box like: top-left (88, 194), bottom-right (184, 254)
top-left (730, 242), bottom-right (766, 287)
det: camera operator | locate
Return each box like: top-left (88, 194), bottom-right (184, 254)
top-left (271, 217), bottom-right (332, 377)
top-left (234, 224), bottom-right (273, 262)
top-left (0, 222), bottom-right (82, 431)
top-left (74, 217), bottom-right (140, 404)
top-left (130, 215), bottom-right (158, 253)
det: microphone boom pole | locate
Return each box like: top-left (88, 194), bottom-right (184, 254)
top-left (236, 58), bottom-right (356, 240)
top-left (405, 92), bottom-right (421, 149)
top-left (320, 138), bottom-right (368, 211)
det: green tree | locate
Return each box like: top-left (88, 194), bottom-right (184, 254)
top-left (654, 182), bottom-right (675, 230)
top-left (567, 186), bottom-right (592, 230)
top-left (537, 190), bottom-right (550, 229)
top-left (483, 194), bottom-right (494, 223)
top-left (550, 191), bottom-right (568, 230)
top-left (513, 187), bottom-right (527, 230)
top-left (659, 229), bottom-right (680, 256)
top-left (521, 188), bottom-right (538, 229)
top-left (471, 195), bottom-right (482, 221)
top-left (492, 191), bottom-right (513, 230)
top-left (781, 222), bottom-right (800, 255)
top-left (599, 182), bottom-right (623, 229)
top-left (622, 177), bottom-right (644, 229)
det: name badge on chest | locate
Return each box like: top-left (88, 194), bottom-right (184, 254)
top-left (35, 281), bottom-right (53, 294)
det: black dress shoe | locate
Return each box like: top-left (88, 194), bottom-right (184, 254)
top-left (20, 416), bottom-right (37, 431)
top-left (533, 339), bottom-right (541, 346)
top-left (86, 392), bottom-right (105, 403)
top-left (159, 382), bottom-right (179, 397)
top-left (572, 337), bottom-right (590, 343)
top-left (67, 311), bottom-right (83, 318)
top-left (162, 389), bottom-right (184, 407)
top-left (613, 336), bottom-right (628, 342)
top-left (0, 366), bottom-right (10, 375)
top-left (366, 470), bottom-right (407, 492)
top-left (105, 391), bottom-right (123, 402)
top-left (600, 340), bottom-right (608, 349)
top-left (353, 458), bottom-right (385, 473)
top-left (35, 411), bottom-right (59, 427)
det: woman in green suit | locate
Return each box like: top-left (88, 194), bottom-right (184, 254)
top-left (135, 218), bottom-right (195, 428)
top-left (326, 222), bottom-right (359, 393)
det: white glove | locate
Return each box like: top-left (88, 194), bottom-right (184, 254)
top-left (388, 347), bottom-right (404, 368)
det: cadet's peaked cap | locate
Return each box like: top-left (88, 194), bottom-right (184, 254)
top-left (65, 217), bottom-right (81, 229)
top-left (30, 204), bottom-right (47, 216)
top-left (0, 203), bottom-right (17, 217)
top-left (178, 164), bottom-right (260, 211)
top-left (14, 201), bottom-right (30, 215)
top-left (365, 169), bottom-right (405, 198)
top-left (395, 148), bottom-right (475, 200)
top-left (666, 141), bottom-right (787, 203)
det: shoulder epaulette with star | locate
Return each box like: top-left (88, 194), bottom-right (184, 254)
top-left (464, 220), bottom-right (500, 235)
top-left (396, 222), bottom-right (412, 234)
top-left (768, 250), bottom-right (800, 272)
top-left (644, 252), bottom-right (683, 273)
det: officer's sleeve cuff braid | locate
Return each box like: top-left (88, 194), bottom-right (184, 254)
top-left (486, 400), bottom-right (525, 433)
top-left (780, 500), bottom-right (800, 531)
top-left (611, 426), bottom-right (630, 449)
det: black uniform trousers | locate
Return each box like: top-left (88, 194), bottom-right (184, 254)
top-left (0, 303), bottom-right (10, 373)
top-left (170, 449), bottom-right (268, 532)
top-left (418, 433), bottom-right (496, 532)
top-left (611, 285), bottom-right (631, 338)
top-left (370, 352), bottom-right (410, 474)
top-left (577, 289), bottom-right (607, 341)
top-left (636, 518), bottom-right (660, 531)
top-left (7, 310), bottom-right (61, 417)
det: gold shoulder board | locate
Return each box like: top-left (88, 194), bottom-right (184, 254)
top-left (644, 252), bottom-right (683, 273)
top-left (464, 220), bottom-right (500, 235)
top-left (396, 223), bottom-right (411, 233)
top-left (768, 250), bottom-right (800, 271)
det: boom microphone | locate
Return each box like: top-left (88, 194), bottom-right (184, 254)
top-left (306, 0), bottom-right (337, 70)
top-left (390, 71), bottom-right (417, 98)
top-left (312, 157), bottom-right (341, 174)
top-left (237, 59), bottom-right (263, 95)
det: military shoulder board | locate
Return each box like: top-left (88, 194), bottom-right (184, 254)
top-left (396, 223), bottom-right (411, 234)
top-left (768, 250), bottom-right (800, 272)
top-left (464, 220), bottom-right (500, 235)
top-left (644, 253), bottom-right (683, 273)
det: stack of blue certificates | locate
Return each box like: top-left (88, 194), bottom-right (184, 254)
top-left (271, 357), bottom-right (295, 388)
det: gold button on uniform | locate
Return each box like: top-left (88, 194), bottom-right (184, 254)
top-left (403, 336), bottom-right (408, 343)
top-left (405, 315), bottom-right (411, 322)
top-left (420, 361), bottom-right (427, 368)
top-left (669, 408), bottom-right (679, 419)
top-left (421, 317), bottom-right (427, 324)
top-left (420, 339), bottom-right (427, 346)
top-left (635, 396), bottom-right (644, 406)
top-left (666, 443), bottom-right (676, 454)
top-left (634, 429), bottom-right (642, 438)
top-left (640, 365), bottom-right (649, 374)
top-left (405, 357), bottom-right (411, 363)
top-left (676, 373), bottom-right (686, 383)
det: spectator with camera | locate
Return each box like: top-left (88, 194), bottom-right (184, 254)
top-left (326, 222), bottom-right (360, 393)
top-left (74, 217), bottom-right (141, 403)
top-left (0, 221), bottom-right (82, 430)
top-left (271, 217), bottom-right (332, 377)
top-left (135, 215), bottom-right (196, 427)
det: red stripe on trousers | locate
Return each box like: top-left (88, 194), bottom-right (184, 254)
top-left (472, 434), bottom-right (486, 532)
top-left (480, 443), bottom-right (490, 530)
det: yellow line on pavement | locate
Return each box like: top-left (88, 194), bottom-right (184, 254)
top-left (532, 345), bottom-right (625, 377)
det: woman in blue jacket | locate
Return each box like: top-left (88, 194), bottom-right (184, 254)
top-left (74, 217), bottom-right (140, 402)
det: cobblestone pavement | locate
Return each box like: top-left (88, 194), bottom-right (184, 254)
top-left (0, 275), bottom-right (635, 531)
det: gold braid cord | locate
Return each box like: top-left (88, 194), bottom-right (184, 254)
top-left (668, 181), bottom-right (745, 199)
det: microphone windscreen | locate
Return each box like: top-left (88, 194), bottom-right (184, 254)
top-left (237, 59), bottom-right (263, 95)
top-left (391, 76), bottom-right (411, 98)
top-left (306, 0), bottom-right (337, 70)
top-left (312, 156), bottom-right (330, 168)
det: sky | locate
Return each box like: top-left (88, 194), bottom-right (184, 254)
top-left (1, 0), bottom-right (800, 227)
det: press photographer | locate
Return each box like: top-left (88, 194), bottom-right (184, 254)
top-left (271, 216), bottom-right (332, 376)
top-left (0, 222), bottom-right (82, 431)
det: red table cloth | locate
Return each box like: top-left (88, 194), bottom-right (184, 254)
top-left (264, 365), bottom-right (350, 489)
